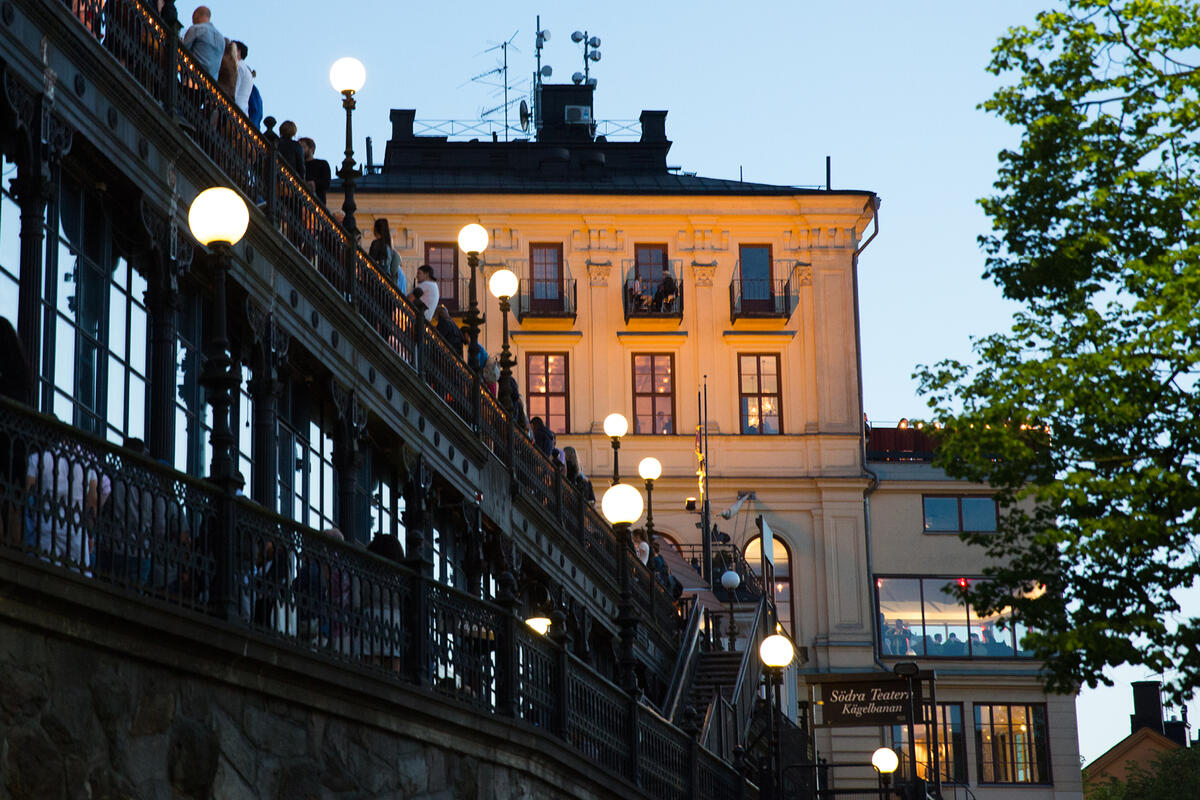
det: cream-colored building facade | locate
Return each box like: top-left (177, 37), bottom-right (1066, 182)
top-left (347, 92), bottom-right (1082, 798)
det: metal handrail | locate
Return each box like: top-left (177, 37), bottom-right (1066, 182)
top-left (663, 598), bottom-right (704, 721)
top-left (730, 596), bottom-right (769, 748)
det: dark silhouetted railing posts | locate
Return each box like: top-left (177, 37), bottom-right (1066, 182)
top-left (627, 695), bottom-right (642, 784)
top-left (550, 603), bottom-right (571, 738)
top-left (159, 0), bottom-right (179, 120)
top-left (495, 571), bottom-right (521, 718)
top-left (261, 117), bottom-right (279, 226)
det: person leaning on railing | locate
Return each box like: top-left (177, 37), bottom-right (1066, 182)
top-left (181, 5), bottom-right (224, 78)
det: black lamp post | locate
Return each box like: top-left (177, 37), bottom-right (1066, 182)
top-left (458, 223), bottom-right (489, 347)
top-left (602, 482), bottom-right (644, 694)
top-left (872, 747), bottom-right (900, 799)
top-left (759, 634), bottom-right (796, 800)
top-left (603, 412), bottom-right (628, 485)
top-left (638, 457), bottom-right (661, 545)
top-left (721, 568), bottom-right (741, 650)
top-left (893, 661), bottom-right (922, 800)
top-left (188, 187), bottom-right (248, 492)
top-left (329, 57), bottom-right (365, 239)
top-left (488, 268), bottom-right (518, 412)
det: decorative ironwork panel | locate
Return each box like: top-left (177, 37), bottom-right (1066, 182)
top-left (356, 252), bottom-right (417, 367)
top-left (515, 626), bottom-right (557, 730)
top-left (697, 747), bottom-right (742, 800)
top-left (638, 712), bottom-right (690, 800)
top-left (426, 581), bottom-right (502, 714)
top-left (0, 397), bottom-right (217, 614)
top-left (422, 324), bottom-right (475, 423)
top-left (566, 662), bottom-right (629, 777)
top-left (174, 47), bottom-right (270, 210)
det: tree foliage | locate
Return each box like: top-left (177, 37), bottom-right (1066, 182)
top-left (916, 0), bottom-right (1200, 702)
top-left (1087, 744), bottom-right (1200, 800)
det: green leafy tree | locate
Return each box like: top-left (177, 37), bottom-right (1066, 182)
top-left (916, 0), bottom-right (1200, 702)
top-left (1086, 745), bottom-right (1200, 799)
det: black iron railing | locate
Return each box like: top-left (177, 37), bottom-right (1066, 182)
top-left (0, 394), bottom-right (749, 799)
top-left (622, 260), bottom-right (684, 322)
top-left (514, 277), bottom-right (578, 320)
top-left (729, 260), bottom-right (801, 321)
top-left (54, 0), bottom-right (689, 659)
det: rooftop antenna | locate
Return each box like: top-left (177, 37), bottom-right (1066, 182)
top-left (570, 29), bottom-right (601, 86)
top-left (532, 16), bottom-right (552, 134)
top-left (469, 30), bottom-right (521, 141)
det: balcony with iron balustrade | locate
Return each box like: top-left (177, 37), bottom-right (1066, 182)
top-left (622, 259), bottom-right (684, 325)
top-left (729, 260), bottom-right (802, 323)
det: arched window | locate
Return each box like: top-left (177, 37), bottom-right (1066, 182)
top-left (744, 534), bottom-right (793, 638)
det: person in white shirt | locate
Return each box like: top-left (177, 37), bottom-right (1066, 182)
top-left (412, 264), bottom-right (440, 322)
top-left (26, 445), bottom-right (110, 574)
top-left (232, 41), bottom-right (254, 115)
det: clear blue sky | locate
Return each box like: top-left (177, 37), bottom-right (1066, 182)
top-left (198, 0), bottom-right (1195, 764)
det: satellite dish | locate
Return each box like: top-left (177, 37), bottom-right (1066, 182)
top-left (539, 28), bottom-right (551, 41)
top-left (519, 100), bottom-right (531, 132)
top-left (540, 65), bottom-right (553, 78)
top-left (589, 50), bottom-right (601, 62)
top-left (572, 72), bottom-right (584, 85)
top-left (587, 77), bottom-right (597, 88)
top-left (588, 36), bottom-right (601, 48)
top-left (571, 30), bottom-right (584, 43)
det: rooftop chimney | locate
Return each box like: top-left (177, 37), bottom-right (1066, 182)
top-left (1130, 681), bottom-right (1165, 736)
top-left (390, 109), bottom-right (416, 142)
top-left (639, 110), bottom-right (667, 143)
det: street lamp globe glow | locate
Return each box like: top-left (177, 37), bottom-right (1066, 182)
top-left (759, 633), bottom-right (795, 668)
top-left (187, 187), bottom-right (248, 246)
top-left (601, 483), bottom-right (643, 525)
top-left (329, 57), bottom-right (366, 94)
top-left (871, 747), bottom-right (899, 775)
top-left (457, 223), bottom-right (489, 254)
top-left (525, 616), bottom-right (552, 636)
top-left (637, 456), bottom-right (662, 482)
top-left (488, 268), bottom-right (518, 300)
top-left (603, 412), bottom-right (628, 439)
top-left (720, 569), bottom-right (740, 591)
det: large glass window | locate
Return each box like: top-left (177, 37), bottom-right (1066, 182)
top-left (738, 354), bottom-right (781, 434)
top-left (875, 576), bottom-right (1036, 659)
top-left (892, 703), bottom-right (967, 784)
top-left (277, 379), bottom-right (336, 532)
top-left (529, 243), bottom-right (563, 311)
top-left (526, 352), bottom-right (569, 434)
top-left (425, 243), bottom-right (458, 311)
top-left (923, 495), bottom-right (998, 533)
top-left (43, 173), bottom-right (148, 441)
top-left (738, 244), bottom-right (772, 307)
top-left (974, 703), bottom-right (1051, 784)
top-left (745, 533), bottom-right (792, 637)
top-left (632, 353), bottom-right (674, 434)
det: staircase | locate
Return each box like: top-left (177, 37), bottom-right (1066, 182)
top-left (684, 650), bottom-right (743, 716)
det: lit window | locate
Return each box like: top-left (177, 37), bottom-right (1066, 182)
top-left (874, 576), bottom-right (1036, 659)
top-left (745, 534), bottom-right (792, 638)
top-left (526, 353), bottom-right (570, 434)
top-left (974, 704), bottom-right (1051, 784)
top-left (892, 703), bottom-right (967, 783)
top-left (738, 354), bottom-right (781, 434)
top-left (632, 353), bottom-right (674, 434)
top-left (425, 242), bottom-right (458, 311)
top-left (923, 496), bottom-right (998, 533)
